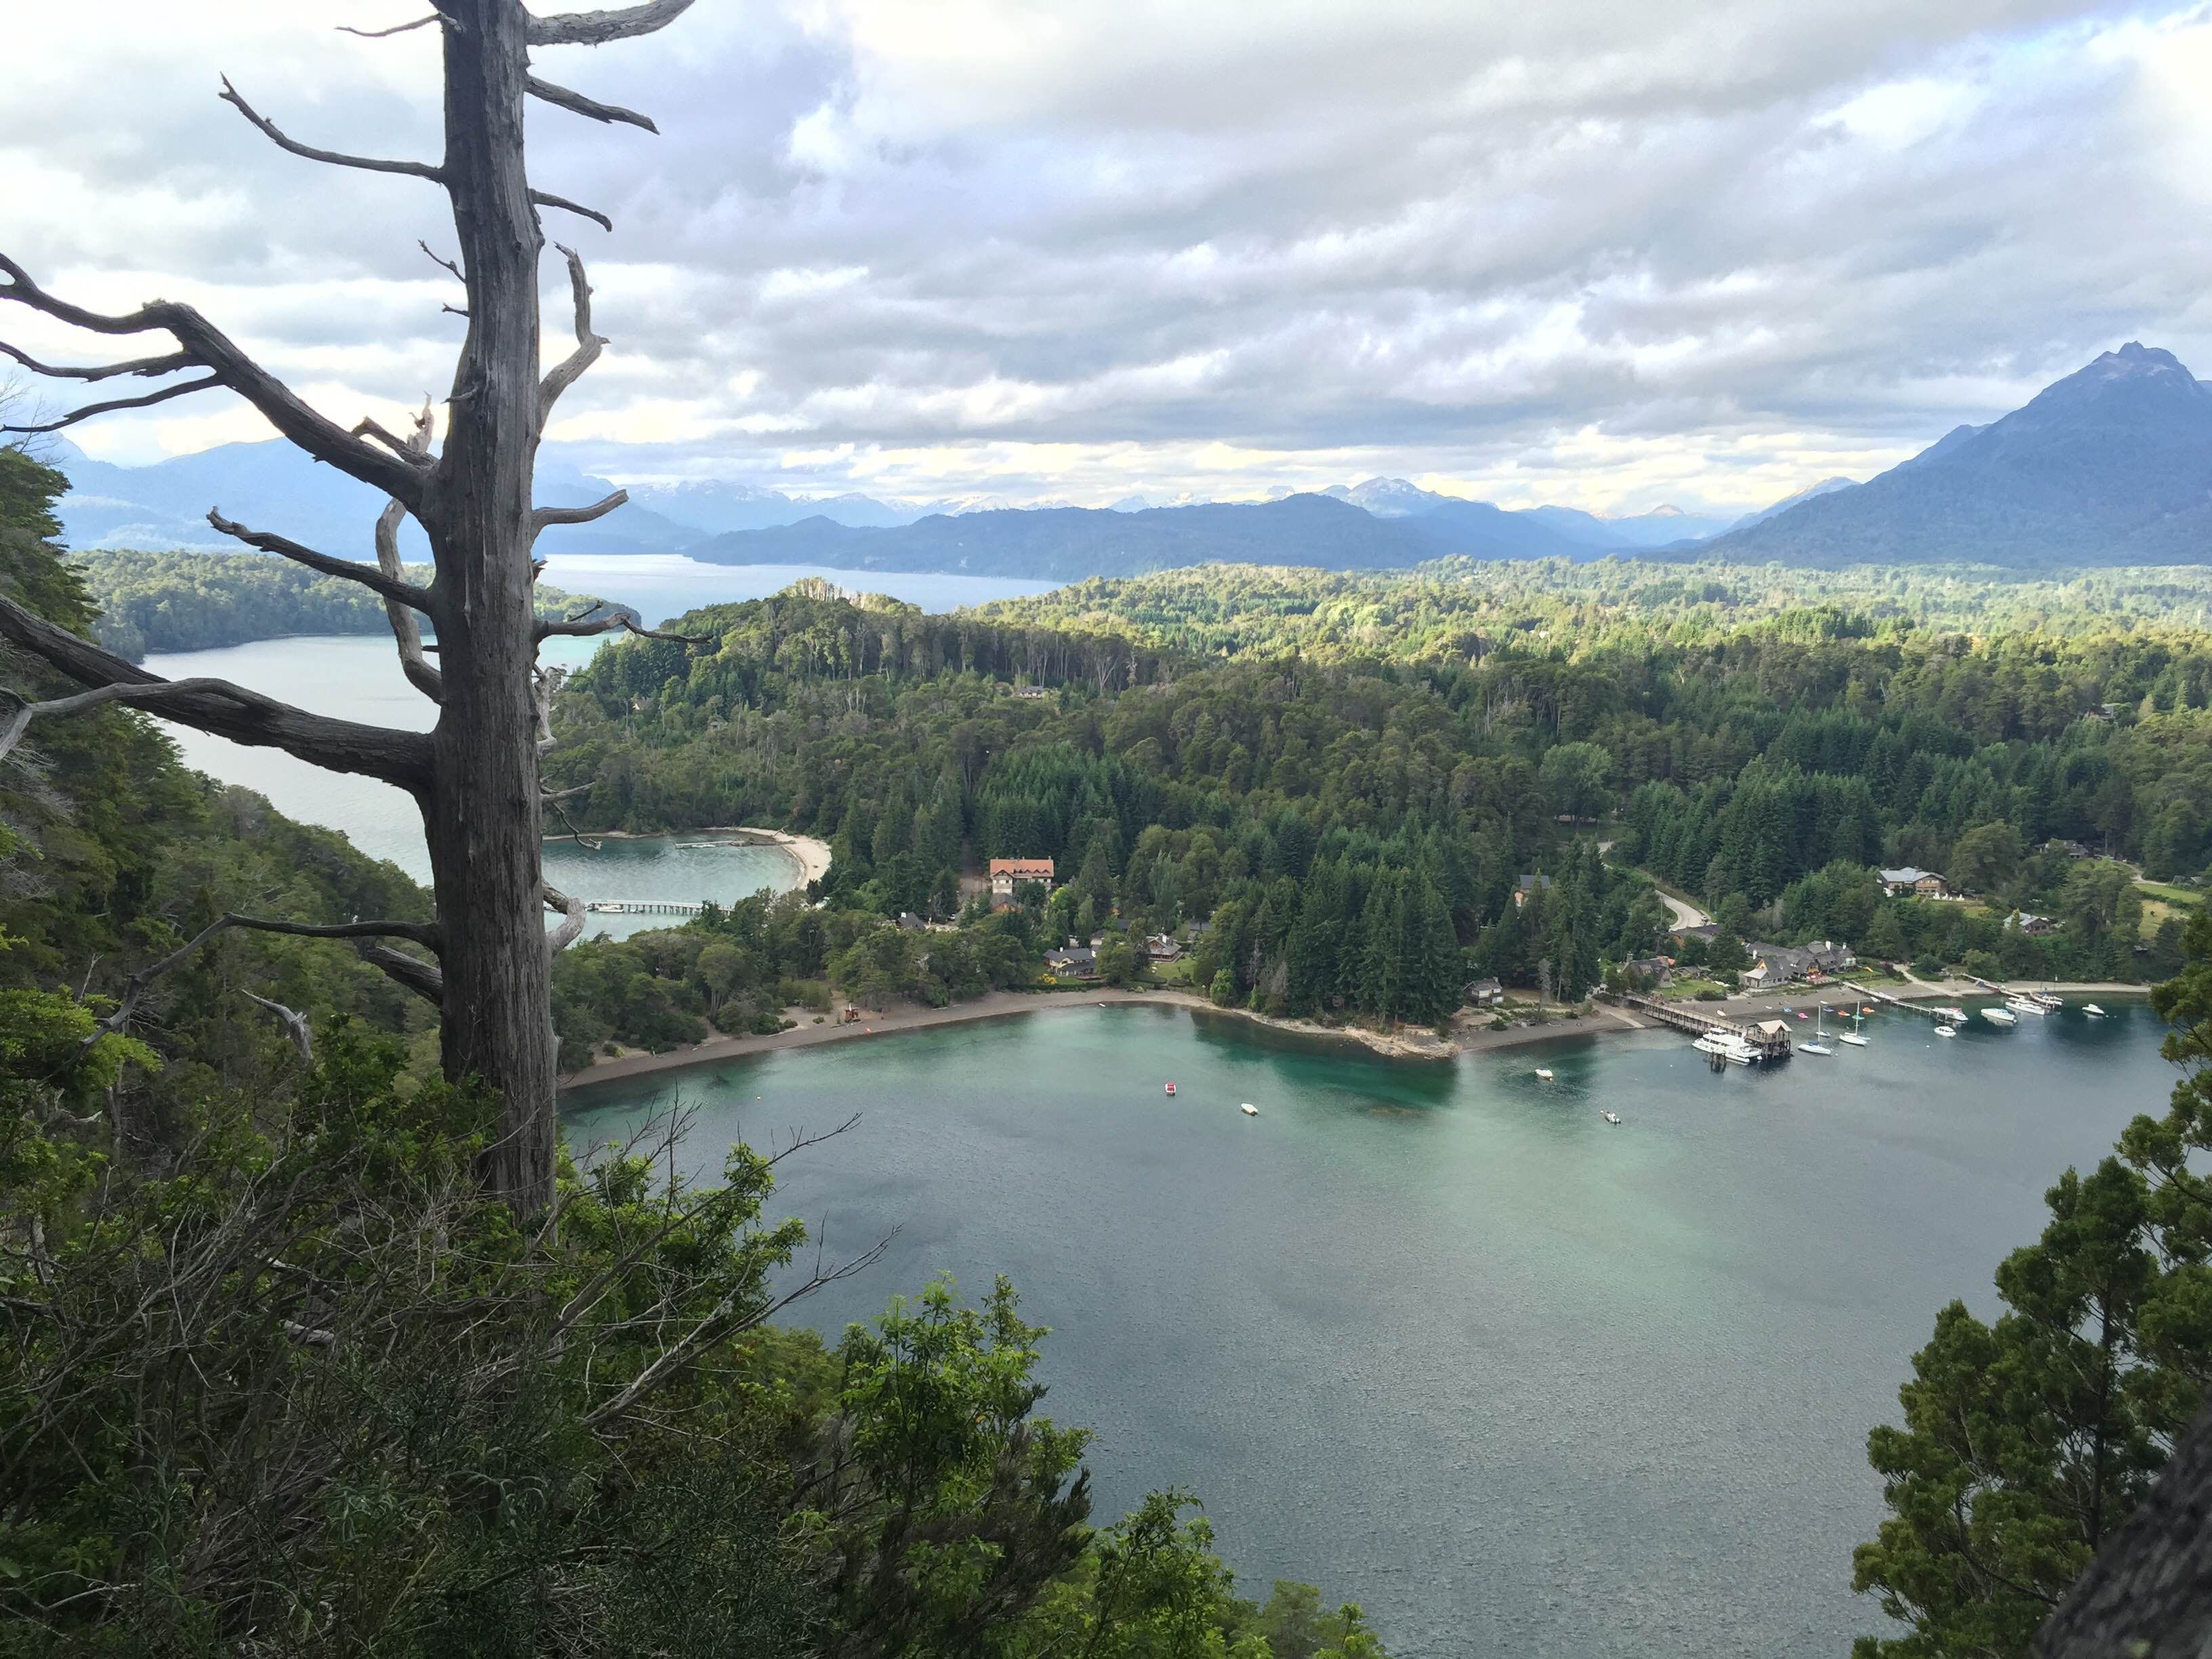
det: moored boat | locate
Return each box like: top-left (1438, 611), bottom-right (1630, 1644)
top-left (1535, 1067), bottom-right (1555, 1082)
top-left (2005, 995), bottom-right (2050, 1017)
top-left (1240, 1101), bottom-right (1259, 1117)
top-left (1982, 1006), bottom-right (2018, 1027)
top-left (2083, 1004), bottom-right (2108, 1018)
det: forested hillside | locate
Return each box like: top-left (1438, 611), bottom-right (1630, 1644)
top-left (2, 449), bottom-right (1387, 1654)
top-left (548, 569), bottom-right (2212, 1025)
top-left (71, 547), bottom-right (629, 659)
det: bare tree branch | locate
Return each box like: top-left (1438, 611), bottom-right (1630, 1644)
top-left (526, 75), bottom-right (658, 131)
top-left (240, 991), bottom-right (314, 1065)
top-left (1, 677), bottom-right (266, 764)
top-left (373, 402), bottom-right (444, 702)
top-left (360, 943), bottom-right (444, 1005)
top-left (537, 243), bottom-right (603, 427)
top-left (582, 1230), bottom-right (893, 1429)
top-left (0, 255), bottom-right (428, 504)
top-left (218, 77), bottom-right (447, 182)
top-left (205, 512), bottom-right (434, 611)
top-left (0, 375), bottom-right (225, 434)
top-left (0, 598), bottom-right (432, 786)
top-left (85, 905), bottom-right (436, 1050)
top-left (338, 14), bottom-right (441, 38)
top-left (221, 914), bottom-right (442, 949)
top-left (350, 415), bottom-right (434, 462)
top-left (418, 239), bottom-right (465, 283)
top-left (535, 601), bottom-right (706, 644)
top-left (527, 1), bottom-right (699, 47)
top-left (531, 189), bottom-right (613, 232)
top-left (545, 883), bottom-right (586, 957)
top-left (0, 342), bottom-right (194, 382)
top-left (532, 489), bottom-right (626, 531)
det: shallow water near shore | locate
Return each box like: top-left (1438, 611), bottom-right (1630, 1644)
top-left (564, 996), bottom-right (2170, 1658)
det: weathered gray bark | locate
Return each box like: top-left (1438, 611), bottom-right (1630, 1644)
top-left (0, 0), bottom-right (697, 1212)
top-left (2030, 1399), bottom-right (2212, 1657)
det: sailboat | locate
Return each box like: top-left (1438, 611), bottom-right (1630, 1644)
top-left (1798, 1004), bottom-right (1834, 1056)
top-left (1839, 1007), bottom-right (1870, 1047)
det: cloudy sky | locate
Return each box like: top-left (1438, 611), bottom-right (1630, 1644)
top-left (8, 0), bottom-right (2212, 514)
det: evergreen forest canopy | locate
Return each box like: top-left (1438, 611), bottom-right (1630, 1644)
top-left (70, 547), bottom-right (628, 660)
top-left (541, 560), bottom-right (2212, 1041)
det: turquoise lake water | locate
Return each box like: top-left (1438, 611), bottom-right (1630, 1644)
top-left (139, 557), bottom-right (1050, 915)
top-left (565, 998), bottom-right (2173, 1658)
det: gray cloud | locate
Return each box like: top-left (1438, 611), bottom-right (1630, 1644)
top-left (7, 0), bottom-right (2211, 513)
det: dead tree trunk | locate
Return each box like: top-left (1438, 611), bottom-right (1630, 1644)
top-left (2029, 1398), bottom-right (2212, 1657)
top-left (0, 0), bottom-right (701, 1213)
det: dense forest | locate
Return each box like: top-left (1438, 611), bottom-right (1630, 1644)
top-left (0, 448), bottom-right (1389, 1654)
top-left (545, 570), bottom-right (2212, 1032)
top-left (70, 547), bottom-right (627, 659)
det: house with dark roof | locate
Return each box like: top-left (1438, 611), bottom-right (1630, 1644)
top-left (1042, 945), bottom-right (1100, 981)
top-left (2006, 910), bottom-right (2059, 937)
top-left (1463, 977), bottom-right (1504, 1007)
top-left (1513, 873), bottom-right (1555, 909)
top-left (1742, 943), bottom-right (1815, 987)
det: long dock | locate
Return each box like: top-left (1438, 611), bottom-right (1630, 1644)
top-left (1855, 985), bottom-right (1966, 1023)
top-left (1618, 995), bottom-right (1794, 1059)
top-left (583, 899), bottom-right (708, 916)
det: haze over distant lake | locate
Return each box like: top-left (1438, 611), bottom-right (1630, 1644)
top-left (142, 559), bottom-right (1054, 903)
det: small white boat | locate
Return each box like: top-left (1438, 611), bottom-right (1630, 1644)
top-left (1982, 1006), bottom-right (2018, 1027)
top-left (1600, 1111), bottom-right (1622, 1125)
top-left (1240, 1101), bottom-right (1259, 1117)
top-left (1839, 1008), bottom-right (1869, 1048)
top-left (1534, 1067), bottom-right (1555, 1082)
top-left (2083, 1004), bottom-right (2108, 1018)
top-left (2005, 995), bottom-right (2051, 1017)
top-left (1934, 1023), bottom-right (1957, 1037)
top-left (1798, 1041), bottom-right (1832, 1055)
top-left (1800, 1006), bottom-right (1833, 1055)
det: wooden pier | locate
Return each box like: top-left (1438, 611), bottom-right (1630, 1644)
top-left (1618, 995), bottom-right (1795, 1059)
top-left (583, 899), bottom-right (708, 916)
top-left (1854, 985), bottom-right (1964, 1022)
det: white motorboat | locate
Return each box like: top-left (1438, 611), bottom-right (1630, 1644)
top-left (1982, 1006), bottom-right (2018, 1027)
top-left (1694, 1031), bottom-right (1757, 1065)
top-left (1600, 1111), bottom-right (1622, 1125)
top-left (1240, 1101), bottom-right (1259, 1116)
top-left (1934, 1023), bottom-right (1957, 1037)
top-left (1534, 1067), bottom-right (1555, 1081)
top-left (2005, 995), bottom-right (2050, 1017)
top-left (2083, 1004), bottom-right (2108, 1018)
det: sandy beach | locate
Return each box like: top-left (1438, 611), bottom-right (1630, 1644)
top-left (560, 972), bottom-right (2150, 1094)
top-left (557, 825), bottom-right (834, 888)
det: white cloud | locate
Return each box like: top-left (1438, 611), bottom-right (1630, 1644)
top-left (6, 0), bottom-right (2209, 513)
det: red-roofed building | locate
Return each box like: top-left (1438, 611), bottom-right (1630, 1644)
top-left (989, 857), bottom-right (1055, 904)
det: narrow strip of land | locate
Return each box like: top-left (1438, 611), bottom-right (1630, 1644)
top-left (560, 973), bottom-right (2147, 1093)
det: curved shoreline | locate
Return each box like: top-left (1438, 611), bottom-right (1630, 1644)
top-left (548, 825), bottom-right (833, 890)
top-left (558, 977), bottom-right (2152, 1094)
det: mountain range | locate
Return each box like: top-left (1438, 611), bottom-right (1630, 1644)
top-left (1694, 343), bottom-right (2212, 568)
top-left (43, 342), bottom-right (2209, 579)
